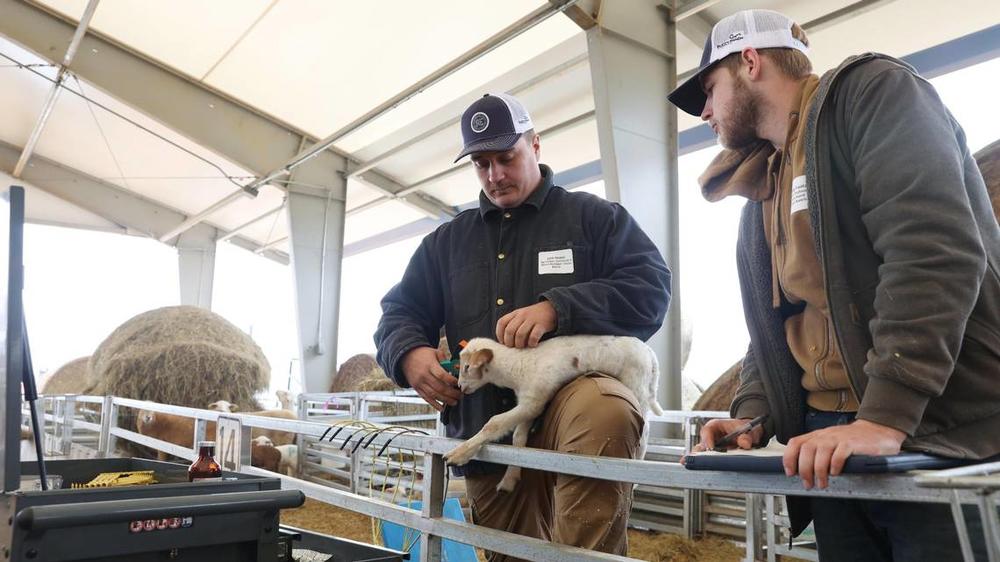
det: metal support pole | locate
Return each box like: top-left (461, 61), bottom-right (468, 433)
top-left (102, 399), bottom-right (119, 457)
top-left (176, 224), bottom-right (217, 308)
top-left (59, 395), bottom-right (77, 455)
top-left (745, 493), bottom-right (765, 562)
top-left (979, 491), bottom-right (1000, 562)
top-left (765, 495), bottom-right (778, 562)
top-left (351, 393), bottom-right (364, 494)
top-left (682, 418), bottom-right (704, 538)
top-left (287, 185), bottom-right (345, 393)
top-left (97, 395), bottom-right (114, 457)
top-left (420, 452), bottom-right (446, 562)
top-left (52, 398), bottom-right (67, 456)
top-left (193, 418), bottom-right (209, 445)
top-left (950, 490), bottom-right (976, 562)
top-left (296, 394), bottom-right (308, 478)
top-left (239, 418), bottom-right (253, 471)
top-left (587, 0), bottom-right (682, 413)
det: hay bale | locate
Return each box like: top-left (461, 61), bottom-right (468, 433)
top-left (974, 139), bottom-right (1000, 220)
top-left (680, 375), bottom-right (704, 411)
top-left (87, 306), bottom-right (269, 410)
top-left (331, 354), bottom-right (398, 392)
top-left (692, 359), bottom-right (742, 412)
top-left (40, 356), bottom-right (90, 395)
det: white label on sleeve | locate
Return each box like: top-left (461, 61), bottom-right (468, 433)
top-left (790, 175), bottom-right (809, 214)
top-left (538, 248), bottom-right (574, 275)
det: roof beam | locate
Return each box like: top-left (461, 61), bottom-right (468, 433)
top-left (801, 0), bottom-right (898, 35)
top-left (342, 19), bottom-right (1000, 259)
top-left (158, 190), bottom-right (250, 242)
top-left (0, 138), bottom-right (289, 264)
top-left (12, 0), bottom-right (99, 178)
top-left (905, 23), bottom-right (1000, 79)
top-left (558, 0), bottom-right (601, 30)
top-left (0, 0), bottom-right (349, 243)
top-left (217, 202), bottom-right (284, 243)
top-left (352, 170), bottom-right (457, 220)
top-left (2, 0), bottom-right (516, 243)
top-left (676, 12), bottom-right (715, 47)
top-left (243, 0), bottom-right (580, 194)
top-left (345, 50), bottom-right (589, 180)
top-left (672, 0), bottom-right (723, 22)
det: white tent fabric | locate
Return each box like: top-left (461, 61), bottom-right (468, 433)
top-left (0, 0), bottom-right (996, 258)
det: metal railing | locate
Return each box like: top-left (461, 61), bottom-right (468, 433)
top-left (917, 461), bottom-right (1000, 562)
top-left (22, 393), bottom-right (998, 562)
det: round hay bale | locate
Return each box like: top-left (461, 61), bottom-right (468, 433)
top-left (88, 306), bottom-right (269, 410)
top-left (40, 356), bottom-right (90, 395)
top-left (692, 359), bottom-right (742, 412)
top-left (331, 354), bottom-right (384, 392)
top-left (974, 139), bottom-right (1000, 220)
top-left (354, 366), bottom-right (399, 392)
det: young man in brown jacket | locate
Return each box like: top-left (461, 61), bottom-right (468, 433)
top-left (668, 9), bottom-right (1000, 561)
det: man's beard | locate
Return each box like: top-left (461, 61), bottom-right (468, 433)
top-left (718, 77), bottom-right (762, 149)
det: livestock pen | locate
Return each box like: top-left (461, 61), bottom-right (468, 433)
top-left (22, 392), bottom-right (1000, 562)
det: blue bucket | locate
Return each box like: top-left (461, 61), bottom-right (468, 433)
top-left (380, 497), bottom-right (478, 561)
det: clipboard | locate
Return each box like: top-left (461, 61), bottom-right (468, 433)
top-left (683, 443), bottom-right (969, 473)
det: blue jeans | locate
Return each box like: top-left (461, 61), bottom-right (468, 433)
top-left (804, 409), bottom-right (990, 561)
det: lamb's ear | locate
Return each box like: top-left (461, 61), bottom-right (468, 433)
top-left (478, 348), bottom-right (494, 365)
top-left (469, 348), bottom-right (494, 369)
top-left (230, 404), bottom-right (239, 412)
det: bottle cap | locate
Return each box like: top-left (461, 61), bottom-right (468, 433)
top-left (197, 441), bottom-right (216, 448)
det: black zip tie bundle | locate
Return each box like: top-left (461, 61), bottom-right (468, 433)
top-left (319, 422), bottom-right (429, 456)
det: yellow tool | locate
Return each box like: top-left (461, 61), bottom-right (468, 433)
top-left (71, 470), bottom-right (158, 488)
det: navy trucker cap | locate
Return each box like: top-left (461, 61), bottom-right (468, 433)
top-left (455, 93), bottom-right (534, 162)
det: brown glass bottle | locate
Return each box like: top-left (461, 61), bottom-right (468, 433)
top-left (188, 441), bottom-right (222, 482)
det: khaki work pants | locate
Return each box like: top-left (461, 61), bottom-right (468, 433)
top-left (464, 373), bottom-right (644, 562)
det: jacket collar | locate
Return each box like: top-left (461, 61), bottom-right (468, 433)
top-left (479, 164), bottom-right (554, 217)
top-left (699, 141), bottom-right (775, 202)
top-left (698, 75), bottom-right (819, 203)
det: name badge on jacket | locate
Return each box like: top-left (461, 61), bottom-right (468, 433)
top-left (791, 175), bottom-right (809, 214)
top-left (538, 248), bottom-right (574, 274)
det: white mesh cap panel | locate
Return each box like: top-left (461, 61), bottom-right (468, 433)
top-left (709, 9), bottom-right (808, 64)
top-left (495, 92), bottom-right (534, 134)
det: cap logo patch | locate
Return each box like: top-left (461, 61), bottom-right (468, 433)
top-left (470, 112), bottom-right (490, 133)
top-left (716, 31), bottom-right (744, 49)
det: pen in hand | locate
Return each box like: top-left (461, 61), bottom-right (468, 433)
top-left (712, 414), bottom-right (768, 452)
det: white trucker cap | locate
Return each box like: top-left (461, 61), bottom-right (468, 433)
top-left (667, 9), bottom-right (809, 116)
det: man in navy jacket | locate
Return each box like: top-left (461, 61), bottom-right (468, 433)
top-left (374, 93), bottom-right (670, 559)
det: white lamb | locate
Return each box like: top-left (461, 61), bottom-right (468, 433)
top-left (444, 335), bottom-right (663, 492)
top-left (207, 400), bottom-right (237, 413)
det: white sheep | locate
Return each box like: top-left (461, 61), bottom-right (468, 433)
top-left (275, 444), bottom-right (298, 476)
top-left (444, 335), bottom-right (663, 492)
top-left (275, 390), bottom-right (296, 411)
top-left (207, 400), bottom-right (238, 413)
